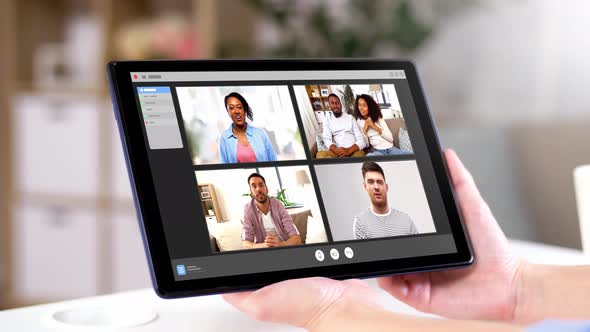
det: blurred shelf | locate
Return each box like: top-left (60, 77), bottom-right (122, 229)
top-left (16, 191), bottom-right (135, 212)
top-left (111, 198), bottom-right (136, 214)
top-left (2, 296), bottom-right (56, 311)
top-left (15, 81), bottom-right (109, 97)
top-left (17, 192), bottom-right (99, 210)
top-left (1, 0), bottom-right (256, 310)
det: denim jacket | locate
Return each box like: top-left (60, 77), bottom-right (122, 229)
top-left (219, 124), bottom-right (277, 163)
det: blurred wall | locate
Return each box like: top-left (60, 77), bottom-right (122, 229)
top-left (413, 0), bottom-right (590, 247)
top-left (251, 0), bottom-right (590, 247)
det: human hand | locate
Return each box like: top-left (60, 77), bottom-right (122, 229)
top-left (265, 233), bottom-right (280, 247)
top-left (377, 149), bottom-right (525, 321)
top-left (224, 277), bottom-right (381, 329)
top-left (328, 144), bottom-right (339, 156)
top-left (335, 147), bottom-right (347, 157)
top-left (363, 120), bottom-right (371, 133)
top-left (344, 146), bottom-right (359, 157)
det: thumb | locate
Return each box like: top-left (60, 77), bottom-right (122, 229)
top-left (444, 149), bottom-right (480, 200)
top-left (443, 149), bottom-right (490, 222)
top-left (223, 291), bottom-right (252, 310)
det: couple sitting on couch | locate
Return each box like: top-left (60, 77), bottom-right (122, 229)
top-left (317, 93), bottom-right (412, 158)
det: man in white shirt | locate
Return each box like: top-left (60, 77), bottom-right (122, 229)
top-left (317, 94), bottom-right (367, 158)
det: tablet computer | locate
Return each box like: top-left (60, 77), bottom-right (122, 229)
top-left (107, 59), bottom-right (473, 298)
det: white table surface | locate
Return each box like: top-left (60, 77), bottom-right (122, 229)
top-left (1, 239), bottom-right (588, 331)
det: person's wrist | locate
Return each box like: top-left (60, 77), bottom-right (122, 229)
top-left (305, 294), bottom-right (352, 332)
top-left (512, 259), bottom-right (535, 323)
top-left (307, 295), bottom-right (386, 332)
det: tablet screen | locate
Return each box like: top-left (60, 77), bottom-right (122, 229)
top-left (129, 69), bottom-right (457, 281)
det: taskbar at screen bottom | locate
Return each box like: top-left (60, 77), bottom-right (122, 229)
top-left (171, 233), bottom-right (456, 281)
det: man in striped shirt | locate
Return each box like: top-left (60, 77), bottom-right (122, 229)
top-left (353, 161), bottom-right (418, 239)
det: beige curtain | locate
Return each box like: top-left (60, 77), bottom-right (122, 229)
top-left (293, 86), bottom-right (319, 147)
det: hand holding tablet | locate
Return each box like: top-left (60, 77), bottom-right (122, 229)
top-left (107, 59), bottom-right (473, 298)
top-left (224, 149), bottom-right (523, 330)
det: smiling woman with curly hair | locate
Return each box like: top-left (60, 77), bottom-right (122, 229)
top-left (353, 94), bottom-right (408, 156)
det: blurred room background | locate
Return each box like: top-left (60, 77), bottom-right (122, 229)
top-left (1, 0), bottom-right (589, 309)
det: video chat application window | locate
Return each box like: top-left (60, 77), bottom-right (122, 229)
top-left (131, 70), bottom-right (444, 279)
top-left (131, 70), bottom-right (456, 280)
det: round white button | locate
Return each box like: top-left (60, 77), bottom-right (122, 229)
top-left (315, 250), bottom-right (325, 262)
top-left (330, 248), bottom-right (339, 260)
top-left (344, 247), bottom-right (354, 259)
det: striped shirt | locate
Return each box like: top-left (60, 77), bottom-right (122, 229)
top-left (353, 208), bottom-right (418, 240)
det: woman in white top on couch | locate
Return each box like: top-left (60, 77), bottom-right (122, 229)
top-left (353, 94), bottom-right (408, 156)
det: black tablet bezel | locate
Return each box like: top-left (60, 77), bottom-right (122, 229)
top-left (108, 59), bottom-right (473, 298)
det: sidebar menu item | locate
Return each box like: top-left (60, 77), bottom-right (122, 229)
top-left (137, 87), bottom-right (183, 149)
